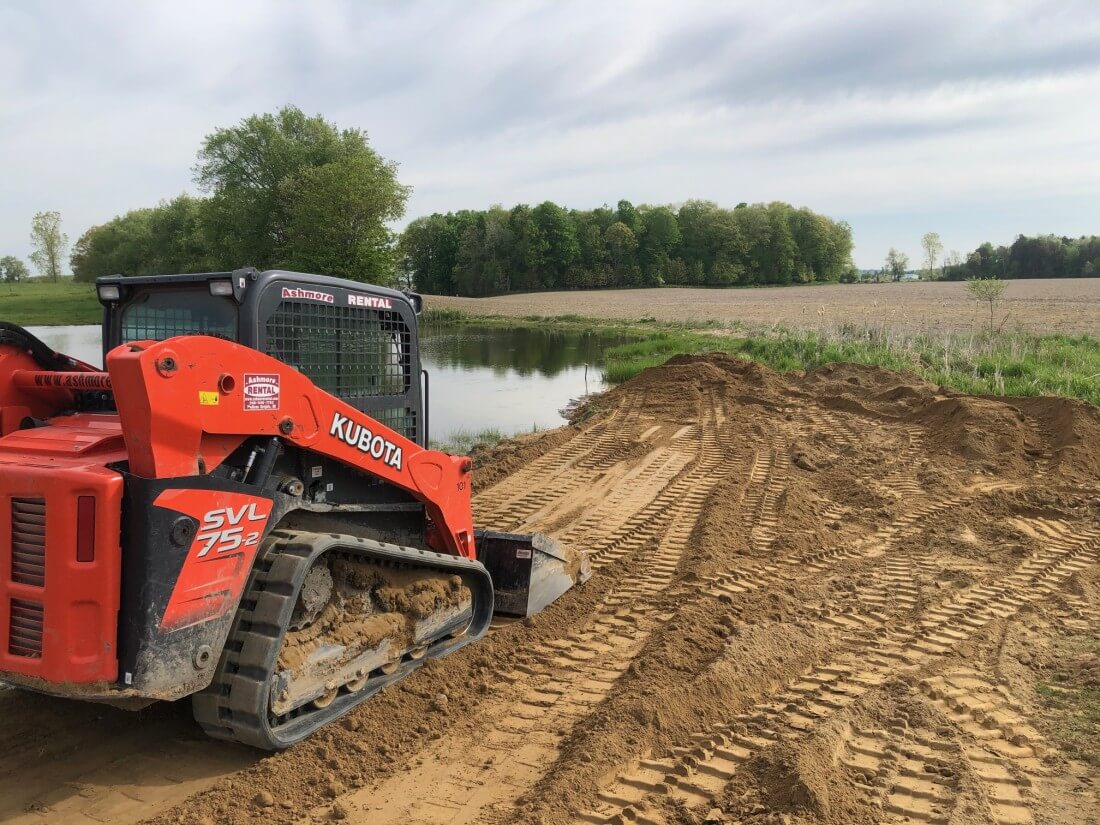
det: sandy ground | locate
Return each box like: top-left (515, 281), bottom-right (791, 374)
top-left (427, 279), bottom-right (1100, 336)
top-left (1, 355), bottom-right (1098, 825)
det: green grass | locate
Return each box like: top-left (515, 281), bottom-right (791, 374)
top-left (1036, 636), bottom-right (1100, 766)
top-left (430, 427), bottom-right (506, 455)
top-left (0, 279), bottom-right (101, 326)
top-left (600, 326), bottom-right (1100, 405)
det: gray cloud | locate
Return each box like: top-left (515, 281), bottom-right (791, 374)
top-left (2, 0), bottom-right (1099, 269)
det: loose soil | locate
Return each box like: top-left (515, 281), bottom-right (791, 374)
top-left (428, 279), bottom-right (1100, 336)
top-left (0, 353), bottom-right (1097, 825)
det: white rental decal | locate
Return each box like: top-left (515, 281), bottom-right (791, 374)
top-left (243, 373), bottom-right (280, 411)
top-left (330, 412), bottom-right (404, 470)
top-left (347, 293), bottom-right (393, 309)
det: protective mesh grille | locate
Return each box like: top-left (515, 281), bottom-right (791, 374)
top-left (265, 301), bottom-right (417, 440)
top-left (120, 291), bottom-right (237, 343)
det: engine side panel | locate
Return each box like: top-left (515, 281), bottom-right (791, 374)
top-left (0, 419), bottom-right (126, 684)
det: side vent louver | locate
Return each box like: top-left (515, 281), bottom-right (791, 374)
top-left (11, 497), bottom-right (46, 587)
top-left (9, 599), bottom-right (44, 658)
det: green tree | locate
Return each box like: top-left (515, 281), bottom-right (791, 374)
top-left (885, 247), bottom-right (909, 282)
top-left (400, 214), bottom-right (458, 294)
top-left (531, 202), bottom-right (579, 289)
top-left (0, 256), bottom-right (30, 283)
top-left (279, 153), bottom-right (409, 284)
top-left (30, 211), bottom-right (67, 280)
top-left (921, 232), bottom-right (943, 280)
top-left (639, 206), bottom-right (681, 285)
top-left (604, 221), bottom-right (639, 286)
top-left (71, 195), bottom-right (212, 281)
top-left (195, 105), bottom-right (402, 270)
top-left (965, 277), bottom-right (1009, 335)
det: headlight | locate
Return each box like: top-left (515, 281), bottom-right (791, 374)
top-left (97, 284), bottom-right (120, 302)
top-left (209, 280), bottom-right (234, 296)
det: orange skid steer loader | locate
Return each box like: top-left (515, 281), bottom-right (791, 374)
top-left (0, 268), bottom-right (587, 749)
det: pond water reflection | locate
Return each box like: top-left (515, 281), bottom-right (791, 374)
top-left (27, 324), bottom-right (630, 439)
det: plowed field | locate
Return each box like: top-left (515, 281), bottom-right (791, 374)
top-left (2, 354), bottom-right (1098, 825)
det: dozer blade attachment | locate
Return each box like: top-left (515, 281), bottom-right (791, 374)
top-left (475, 529), bottom-right (591, 617)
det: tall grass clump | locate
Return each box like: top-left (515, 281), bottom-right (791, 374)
top-left (601, 324), bottom-right (1100, 405)
top-left (430, 427), bottom-right (505, 455)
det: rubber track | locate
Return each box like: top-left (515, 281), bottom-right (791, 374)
top-left (192, 529), bottom-right (493, 750)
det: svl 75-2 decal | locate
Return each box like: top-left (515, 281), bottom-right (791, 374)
top-left (153, 490), bottom-right (274, 631)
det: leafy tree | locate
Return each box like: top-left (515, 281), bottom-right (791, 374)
top-left (885, 247), bottom-right (909, 282)
top-left (965, 277), bottom-right (1009, 335)
top-left (30, 211), bottom-right (67, 280)
top-left (639, 207), bottom-right (681, 285)
top-left (195, 105), bottom-right (403, 271)
top-left (0, 256), bottom-right (30, 283)
top-left (279, 153), bottom-right (408, 284)
top-left (604, 221), bottom-right (639, 286)
top-left (531, 202), bottom-right (579, 289)
top-left (71, 195), bottom-right (212, 281)
top-left (399, 214), bottom-right (457, 294)
top-left (921, 232), bottom-right (943, 280)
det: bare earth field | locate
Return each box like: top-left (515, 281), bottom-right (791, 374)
top-left (1, 354), bottom-right (1097, 825)
top-left (428, 279), bottom-right (1100, 336)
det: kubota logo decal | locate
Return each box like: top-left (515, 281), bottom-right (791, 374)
top-left (154, 490), bottom-right (274, 631)
top-left (330, 411), bottom-right (404, 470)
top-left (281, 286), bottom-right (334, 303)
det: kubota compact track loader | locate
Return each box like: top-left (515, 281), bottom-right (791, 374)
top-left (0, 268), bottom-right (588, 749)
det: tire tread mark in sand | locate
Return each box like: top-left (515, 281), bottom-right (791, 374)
top-left (919, 669), bottom-right (1045, 825)
top-left (575, 522), bottom-right (1099, 823)
top-left (747, 438), bottom-right (789, 553)
top-left (317, 396), bottom-right (735, 825)
top-left (839, 717), bottom-right (963, 825)
top-left (475, 396), bottom-right (646, 526)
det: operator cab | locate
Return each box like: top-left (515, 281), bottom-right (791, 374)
top-left (96, 268), bottom-right (426, 446)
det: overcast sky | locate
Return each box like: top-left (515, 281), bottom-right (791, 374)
top-left (3, 0), bottom-right (1099, 270)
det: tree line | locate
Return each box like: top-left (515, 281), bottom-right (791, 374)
top-left (401, 200), bottom-right (855, 296)
top-left (942, 234), bottom-right (1100, 281)
top-left (6, 106), bottom-right (857, 293)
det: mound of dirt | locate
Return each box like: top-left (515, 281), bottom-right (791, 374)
top-left (909, 395), bottom-right (1031, 471)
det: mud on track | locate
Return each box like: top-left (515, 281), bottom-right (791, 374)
top-left (2, 354), bottom-right (1099, 825)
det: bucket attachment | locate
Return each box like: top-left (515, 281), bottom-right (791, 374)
top-left (475, 529), bottom-right (591, 617)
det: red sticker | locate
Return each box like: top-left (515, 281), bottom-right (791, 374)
top-left (244, 373), bottom-right (280, 411)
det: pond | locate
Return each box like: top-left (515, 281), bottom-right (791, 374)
top-left (26, 324), bottom-right (628, 442)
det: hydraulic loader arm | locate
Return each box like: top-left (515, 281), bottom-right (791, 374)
top-left (105, 336), bottom-right (476, 559)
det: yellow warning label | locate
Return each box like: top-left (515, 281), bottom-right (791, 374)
top-left (199, 391), bottom-right (220, 406)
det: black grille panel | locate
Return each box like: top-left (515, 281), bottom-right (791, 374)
top-left (11, 497), bottom-right (45, 587)
top-left (266, 300), bottom-right (418, 440)
top-left (9, 599), bottom-right (44, 658)
top-left (266, 302), bottom-right (411, 398)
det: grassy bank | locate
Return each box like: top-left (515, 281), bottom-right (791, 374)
top-left (424, 310), bottom-right (1100, 406)
top-left (0, 280), bottom-right (100, 326)
top-left (429, 427), bottom-right (505, 454)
